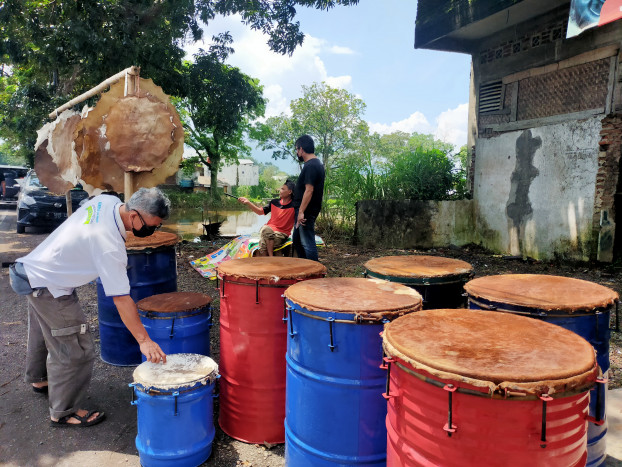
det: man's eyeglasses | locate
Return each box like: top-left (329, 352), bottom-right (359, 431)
top-left (133, 209), bottom-right (162, 231)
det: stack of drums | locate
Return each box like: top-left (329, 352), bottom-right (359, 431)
top-left (98, 231), bottom-right (179, 365)
top-left (464, 274), bottom-right (617, 466)
top-left (364, 256), bottom-right (473, 309)
top-left (284, 277), bottom-right (422, 466)
top-left (137, 292), bottom-right (212, 360)
top-left (217, 257), bottom-right (327, 444)
top-left (382, 309), bottom-right (599, 466)
top-left (131, 353), bottom-right (219, 467)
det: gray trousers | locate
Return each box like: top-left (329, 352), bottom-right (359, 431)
top-left (25, 289), bottom-right (96, 419)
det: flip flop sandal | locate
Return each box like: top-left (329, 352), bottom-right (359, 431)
top-left (50, 410), bottom-right (106, 428)
top-left (32, 385), bottom-right (48, 394)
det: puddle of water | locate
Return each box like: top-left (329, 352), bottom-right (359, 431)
top-left (161, 208), bottom-right (267, 241)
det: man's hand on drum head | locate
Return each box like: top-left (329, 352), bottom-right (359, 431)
top-left (140, 340), bottom-right (167, 364)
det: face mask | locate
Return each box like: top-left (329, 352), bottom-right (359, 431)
top-left (297, 155), bottom-right (304, 162)
top-left (133, 224), bottom-right (157, 238)
top-left (132, 210), bottom-right (158, 237)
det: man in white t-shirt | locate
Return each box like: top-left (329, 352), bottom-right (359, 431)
top-left (10, 187), bottom-right (170, 428)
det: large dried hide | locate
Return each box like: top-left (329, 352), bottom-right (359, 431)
top-left (34, 109), bottom-right (82, 194)
top-left (73, 78), bottom-right (184, 194)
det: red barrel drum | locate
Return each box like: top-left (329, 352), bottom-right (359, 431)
top-left (217, 257), bottom-right (327, 444)
top-left (382, 308), bottom-right (598, 467)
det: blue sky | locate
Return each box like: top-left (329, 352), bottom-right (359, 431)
top-left (186, 0), bottom-right (472, 173)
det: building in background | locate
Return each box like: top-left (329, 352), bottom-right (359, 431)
top-left (202, 159), bottom-right (259, 187)
top-left (416, 0), bottom-right (622, 262)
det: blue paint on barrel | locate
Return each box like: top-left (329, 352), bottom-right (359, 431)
top-left (285, 301), bottom-right (387, 466)
top-left (468, 297), bottom-right (611, 467)
top-left (138, 307), bottom-right (212, 360)
top-left (97, 245), bottom-right (177, 366)
top-left (131, 359), bottom-right (218, 467)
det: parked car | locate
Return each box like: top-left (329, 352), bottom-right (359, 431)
top-left (0, 165), bottom-right (29, 204)
top-left (16, 171), bottom-right (90, 233)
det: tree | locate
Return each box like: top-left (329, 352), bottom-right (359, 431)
top-left (0, 0), bottom-right (360, 163)
top-left (254, 82), bottom-right (367, 176)
top-left (372, 131), bottom-right (455, 162)
top-left (179, 41), bottom-right (265, 199)
top-left (259, 163), bottom-right (288, 196)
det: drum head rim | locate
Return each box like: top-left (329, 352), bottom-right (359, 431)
top-left (216, 257), bottom-right (327, 280)
top-left (382, 308), bottom-right (598, 395)
top-left (364, 255), bottom-right (473, 279)
top-left (464, 274), bottom-right (618, 312)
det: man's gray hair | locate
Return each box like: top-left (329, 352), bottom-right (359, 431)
top-left (126, 187), bottom-right (171, 219)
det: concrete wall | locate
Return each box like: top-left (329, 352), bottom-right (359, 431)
top-left (355, 199), bottom-right (476, 249)
top-left (474, 117), bottom-right (601, 260)
top-left (237, 164), bottom-right (259, 186)
top-left (203, 161), bottom-right (259, 187)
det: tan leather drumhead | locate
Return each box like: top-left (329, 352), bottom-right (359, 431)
top-left (217, 257), bottom-right (327, 281)
top-left (126, 231), bottom-right (179, 250)
top-left (137, 292), bottom-right (212, 312)
top-left (464, 274), bottom-right (618, 312)
top-left (285, 277), bottom-right (422, 317)
top-left (365, 255), bottom-right (473, 278)
top-left (384, 309), bottom-right (596, 385)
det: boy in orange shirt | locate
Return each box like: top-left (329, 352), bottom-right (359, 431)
top-left (238, 180), bottom-right (296, 256)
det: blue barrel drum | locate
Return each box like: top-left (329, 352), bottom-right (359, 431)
top-left (284, 277), bottom-right (422, 466)
top-left (97, 231), bottom-right (178, 366)
top-left (464, 274), bottom-right (618, 467)
top-left (131, 353), bottom-right (219, 466)
top-left (364, 256), bottom-right (473, 309)
top-left (137, 292), bottom-right (212, 360)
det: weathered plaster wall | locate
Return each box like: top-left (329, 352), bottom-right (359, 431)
top-left (474, 117), bottom-right (602, 260)
top-left (355, 199), bottom-right (476, 249)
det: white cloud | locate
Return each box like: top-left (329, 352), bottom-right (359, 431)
top-left (369, 103), bottom-right (468, 149)
top-left (328, 45), bottom-right (355, 55)
top-left (262, 84), bottom-right (289, 118)
top-left (434, 103), bottom-right (468, 148)
top-left (184, 15), bottom-right (356, 118)
top-left (325, 75), bottom-right (352, 90)
top-left (369, 112), bottom-right (433, 135)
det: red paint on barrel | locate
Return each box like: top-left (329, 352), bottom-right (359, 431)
top-left (217, 258), bottom-right (326, 444)
top-left (386, 364), bottom-right (589, 466)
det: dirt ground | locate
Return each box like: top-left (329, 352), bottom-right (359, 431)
top-left (1, 205), bottom-right (621, 466)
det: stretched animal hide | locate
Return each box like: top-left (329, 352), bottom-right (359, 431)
top-left (34, 140), bottom-right (74, 194)
top-left (74, 78), bottom-right (183, 195)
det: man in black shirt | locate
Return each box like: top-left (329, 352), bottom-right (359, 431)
top-left (292, 135), bottom-right (325, 261)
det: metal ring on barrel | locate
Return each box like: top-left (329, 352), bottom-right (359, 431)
top-left (284, 277), bottom-right (423, 466)
top-left (364, 255), bottom-right (473, 309)
top-left (137, 292), bottom-right (213, 360)
top-left (216, 257), bottom-right (327, 445)
top-left (131, 353), bottom-right (219, 467)
top-left (382, 308), bottom-right (599, 467)
top-left (464, 274), bottom-right (617, 467)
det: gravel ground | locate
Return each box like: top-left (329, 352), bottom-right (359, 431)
top-left (1, 210), bottom-right (621, 465)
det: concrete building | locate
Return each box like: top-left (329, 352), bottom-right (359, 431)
top-left (207, 159), bottom-right (259, 187)
top-left (416, 0), bottom-right (622, 261)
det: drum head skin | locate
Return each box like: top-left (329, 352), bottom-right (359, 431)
top-left (126, 231), bottom-right (179, 250)
top-left (364, 255), bottom-right (473, 279)
top-left (285, 277), bottom-right (422, 321)
top-left (133, 353), bottom-right (218, 391)
top-left (465, 274), bottom-right (618, 312)
top-left (217, 257), bottom-right (327, 281)
top-left (137, 292), bottom-right (212, 313)
top-left (383, 309), bottom-right (597, 396)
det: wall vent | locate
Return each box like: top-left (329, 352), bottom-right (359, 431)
top-left (479, 81), bottom-right (503, 113)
